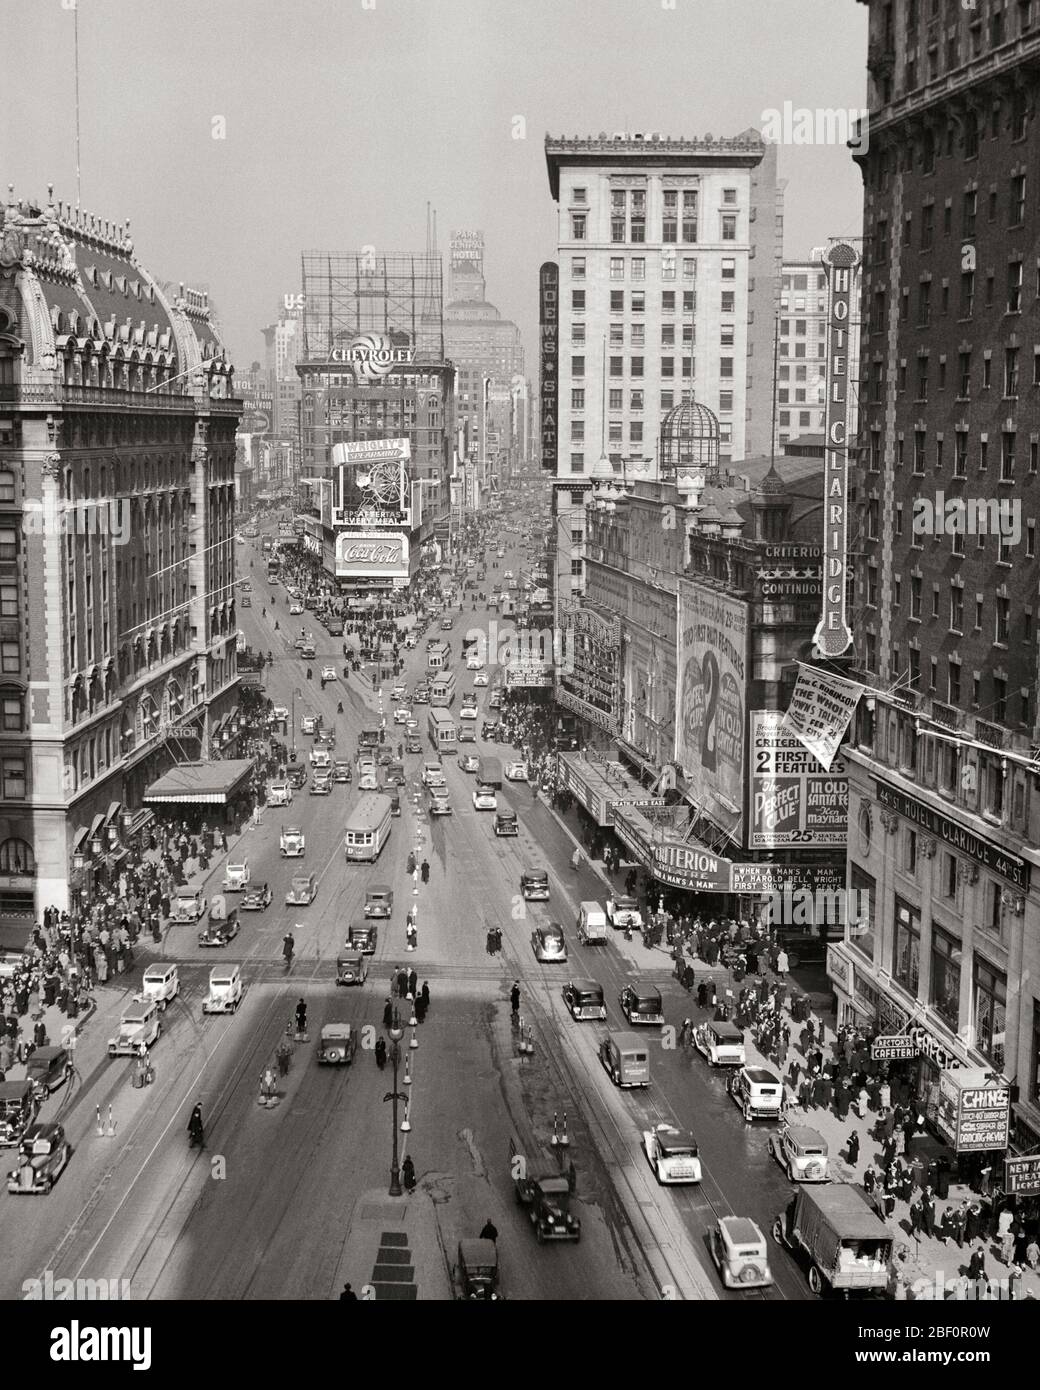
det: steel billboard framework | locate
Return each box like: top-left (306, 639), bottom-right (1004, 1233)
top-left (299, 252), bottom-right (444, 363)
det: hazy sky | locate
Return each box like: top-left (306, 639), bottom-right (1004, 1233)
top-left (3, 0), bottom-right (868, 368)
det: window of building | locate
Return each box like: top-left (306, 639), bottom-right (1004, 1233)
top-left (0, 471), bottom-right (13, 504)
top-left (569, 454), bottom-right (584, 472)
top-left (663, 189), bottom-right (678, 243)
top-left (571, 290), bottom-right (586, 312)
top-left (572, 186), bottom-right (587, 204)
top-left (571, 356), bottom-right (585, 378)
top-left (719, 357), bottom-right (733, 380)
top-left (721, 258), bottom-right (735, 280)
top-left (719, 390), bottom-right (733, 413)
top-left (931, 927), bottom-right (962, 1030)
top-left (610, 257), bottom-right (624, 280)
top-left (571, 215), bottom-right (586, 240)
top-left (609, 356), bottom-right (624, 377)
top-left (0, 527), bottom-right (17, 563)
top-left (571, 256), bottom-right (586, 278)
top-left (631, 291), bottom-right (645, 314)
top-left (608, 388), bottom-right (622, 409)
top-left (630, 356), bottom-right (644, 378)
top-left (1011, 173), bottom-right (1027, 225)
top-left (631, 257), bottom-right (645, 279)
top-left (571, 419), bottom-right (585, 442)
top-left (893, 898), bottom-right (921, 995)
top-left (682, 192), bottom-right (698, 242)
top-left (610, 290), bottom-right (624, 313)
top-left (571, 389), bottom-right (585, 410)
top-left (1009, 260), bottom-right (1024, 312)
top-left (608, 421), bottom-right (622, 444)
top-left (682, 257), bottom-right (696, 279)
top-left (630, 421), bottom-right (643, 443)
top-left (571, 323), bottom-right (585, 345)
top-left (721, 215), bottom-right (737, 240)
top-left (973, 956), bottom-right (1007, 1068)
top-left (1, 641), bottom-right (19, 674)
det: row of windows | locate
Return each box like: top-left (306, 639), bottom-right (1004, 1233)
top-left (865, 345), bottom-right (1040, 406)
top-left (862, 495), bottom-right (1025, 562)
top-left (569, 355), bottom-right (734, 380)
top-left (570, 288), bottom-right (737, 315)
top-left (864, 421), bottom-right (1040, 479)
top-left (875, 573), bottom-right (1023, 647)
top-left (859, 634), bottom-right (1024, 727)
top-left (571, 255), bottom-right (736, 282)
top-left (868, 260), bottom-right (1035, 332)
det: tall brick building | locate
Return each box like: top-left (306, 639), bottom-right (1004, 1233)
top-left (828, 0), bottom-right (1040, 1155)
top-left (0, 191), bottom-right (241, 929)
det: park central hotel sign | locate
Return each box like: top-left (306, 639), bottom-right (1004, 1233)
top-left (813, 243), bottom-right (859, 659)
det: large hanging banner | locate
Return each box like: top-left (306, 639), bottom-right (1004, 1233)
top-left (675, 579), bottom-right (748, 841)
top-left (781, 665), bottom-right (863, 772)
top-left (748, 710), bottom-right (848, 847)
top-left (813, 241), bottom-right (859, 658)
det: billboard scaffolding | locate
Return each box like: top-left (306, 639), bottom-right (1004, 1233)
top-left (300, 252), bottom-right (444, 363)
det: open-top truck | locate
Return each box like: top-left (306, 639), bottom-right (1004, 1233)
top-left (772, 1183), bottom-right (893, 1297)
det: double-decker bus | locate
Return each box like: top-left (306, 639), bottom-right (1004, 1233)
top-left (427, 708), bottom-right (457, 755)
top-left (344, 792), bottom-right (393, 863)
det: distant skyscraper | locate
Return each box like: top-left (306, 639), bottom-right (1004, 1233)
top-left (443, 231), bottom-right (524, 468)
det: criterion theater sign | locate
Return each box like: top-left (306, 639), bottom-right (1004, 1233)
top-left (329, 332), bottom-right (414, 380)
top-left (813, 241), bottom-right (859, 659)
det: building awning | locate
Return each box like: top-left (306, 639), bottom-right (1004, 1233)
top-left (88, 812), bottom-right (105, 840)
top-left (72, 826), bottom-right (90, 854)
top-left (103, 801), bottom-right (123, 826)
top-left (143, 759), bottom-right (255, 806)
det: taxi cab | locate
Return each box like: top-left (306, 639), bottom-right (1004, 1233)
top-left (619, 984), bottom-right (663, 1026)
top-left (768, 1121), bottom-right (830, 1182)
top-left (532, 922), bottom-right (567, 962)
top-left (642, 1124), bottom-right (702, 1185)
top-left (692, 1020), bottom-right (746, 1067)
top-left (710, 1216), bottom-right (773, 1290)
top-left (728, 1066), bottom-right (785, 1122)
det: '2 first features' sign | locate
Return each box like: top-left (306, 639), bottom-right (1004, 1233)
top-left (748, 710), bottom-right (848, 848)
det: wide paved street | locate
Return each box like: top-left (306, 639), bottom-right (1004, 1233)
top-left (0, 528), bottom-right (817, 1301)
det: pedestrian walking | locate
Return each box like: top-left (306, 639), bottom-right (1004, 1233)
top-left (510, 981), bottom-right (520, 1020)
top-left (420, 859), bottom-right (430, 884)
top-left (846, 1129), bottom-right (860, 1167)
top-left (382, 998), bottom-right (393, 1030)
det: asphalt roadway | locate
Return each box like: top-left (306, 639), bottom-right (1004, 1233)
top-left (0, 521), bottom-right (812, 1302)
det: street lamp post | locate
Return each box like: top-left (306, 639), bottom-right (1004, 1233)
top-left (290, 686), bottom-right (301, 760)
top-left (384, 1008), bottom-right (408, 1196)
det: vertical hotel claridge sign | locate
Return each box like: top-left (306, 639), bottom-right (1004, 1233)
top-left (828, 0), bottom-right (1040, 1161)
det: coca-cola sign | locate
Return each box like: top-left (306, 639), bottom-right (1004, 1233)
top-left (335, 531), bottom-right (410, 578)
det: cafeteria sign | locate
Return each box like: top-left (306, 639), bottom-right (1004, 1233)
top-left (870, 1035), bottom-right (919, 1062)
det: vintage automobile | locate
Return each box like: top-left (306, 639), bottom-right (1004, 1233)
top-left (391, 683), bottom-right (408, 701)
top-left (606, 895), bottom-right (643, 930)
top-left (347, 922), bottom-right (378, 955)
top-left (472, 784), bottom-right (497, 811)
top-left (728, 1066), bottom-right (785, 1122)
top-left (203, 963), bottom-right (243, 1014)
top-left (459, 702), bottom-right (478, 722)
top-left (619, 984), bottom-right (664, 1026)
top-left (317, 1023), bottom-right (357, 1065)
top-left (240, 594), bottom-right (252, 608)
top-left (772, 1184), bottom-right (893, 1296)
top-left (454, 1239), bottom-right (500, 1300)
top-left (332, 760), bottom-right (353, 784)
top-left (222, 859), bottom-right (250, 892)
top-left (693, 1020), bottom-right (747, 1067)
top-left (287, 764), bottom-right (308, 790)
top-left (358, 760), bottom-right (379, 791)
top-left (385, 761), bottom-right (406, 786)
top-left (494, 812), bottom-right (518, 837)
top-left (460, 753), bottom-right (481, 773)
top-left (316, 727), bottom-right (336, 749)
top-left (301, 714), bottom-right (319, 735)
top-left (198, 900), bottom-right (240, 947)
top-left (320, 665), bottom-right (336, 683)
top-left (266, 779), bottom-right (293, 807)
top-left (429, 792), bottom-right (452, 816)
top-left (473, 671), bottom-right (489, 687)
top-left (512, 1153), bottom-right (581, 1243)
top-left (364, 885), bottom-right (394, 919)
top-left (25, 1047), bottom-right (73, 1102)
top-left (310, 770), bottom-right (333, 795)
top-left (336, 952), bottom-right (369, 986)
top-left (7, 1123), bottom-right (72, 1195)
top-left (270, 705), bottom-right (290, 724)
top-left (107, 999), bottom-right (161, 1057)
top-left (413, 685), bottom-right (430, 704)
top-left (240, 882), bottom-right (273, 912)
top-left (458, 724), bottom-right (476, 743)
top-left (309, 746), bottom-right (332, 769)
top-left (576, 901), bottom-right (608, 945)
top-left (393, 706), bottom-right (411, 725)
top-left (405, 735), bottom-right (422, 754)
top-left (520, 867), bottom-right (550, 901)
top-left (0, 1081), bottom-right (39, 1147)
top-left (289, 600), bottom-right (305, 615)
top-left (599, 1032), bottom-right (651, 1088)
top-left (768, 1121), bottom-right (830, 1183)
top-left (280, 825), bottom-right (306, 857)
top-left (504, 761), bottom-right (528, 781)
top-left (286, 873), bottom-right (317, 906)
top-left (403, 633), bottom-right (418, 649)
top-left (532, 922), bottom-right (567, 962)
top-left (643, 1124), bottom-right (702, 1185)
top-left (711, 1216), bottom-right (774, 1290)
top-left (170, 888), bottom-right (206, 924)
top-left (137, 963), bottom-right (179, 1009)
top-left (562, 979), bottom-right (606, 1021)
top-left (377, 746), bottom-right (393, 766)
top-left (465, 653), bottom-right (485, 670)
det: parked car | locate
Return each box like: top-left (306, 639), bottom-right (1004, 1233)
top-left (0, 1081), bottom-right (38, 1147)
top-left (768, 1121), bottom-right (830, 1182)
top-left (7, 1123), bottom-right (72, 1195)
top-left (25, 1047), bottom-right (73, 1103)
top-left (317, 1023), bottom-right (357, 1065)
top-left (643, 1124), bottom-right (702, 1185)
top-left (606, 895), bottom-right (643, 930)
top-left (286, 873), bottom-right (317, 906)
top-left (711, 1216), bottom-right (773, 1290)
top-left (240, 882), bottom-right (272, 911)
top-left (504, 761), bottom-right (528, 781)
top-left (108, 1000), bottom-right (161, 1057)
top-left (171, 889), bottom-right (206, 923)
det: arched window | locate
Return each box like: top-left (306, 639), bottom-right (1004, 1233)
top-left (0, 838), bottom-right (35, 875)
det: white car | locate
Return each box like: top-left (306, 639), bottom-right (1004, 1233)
top-left (473, 672), bottom-right (489, 687)
top-left (107, 1000), bottom-right (161, 1057)
top-left (422, 761), bottom-right (446, 788)
top-left (289, 601), bottom-right (304, 615)
top-left (393, 707), bottom-right (411, 724)
top-left (321, 665), bottom-right (336, 682)
top-left (270, 705), bottom-right (289, 723)
top-left (503, 569), bottom-right (514, 579)
top-left (266, 780), bottom-right (292, 807)
top-left (309, 746), bottom-right (331, 768)
top-left (392, 684), bottom-right (408, 701)
top-left (280, 826), bottom-right (306, 857)
top-left (459, 704), bottom-right (478, 721)
top-left (643, 1125), bottom-right (702, 1185)
top-left (466, 654), bottom-right (485, 670)
top-left (472, 785), bottom-right (497, 811)
top-left (504, 761), bottom-right (528, 781)
top-left (429, 793), bottom-right (452, 816)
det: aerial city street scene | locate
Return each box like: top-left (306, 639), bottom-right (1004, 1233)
top-left (0, 0), bottom-right (1036, 1354)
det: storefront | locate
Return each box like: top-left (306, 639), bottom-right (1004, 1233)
top-left (556, 752), bottom-right (663, 828)
top-left (143, 759), bottom-right (256, 822)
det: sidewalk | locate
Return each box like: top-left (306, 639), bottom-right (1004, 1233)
top-left (330, 1186), bottom-right (450, 1300)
